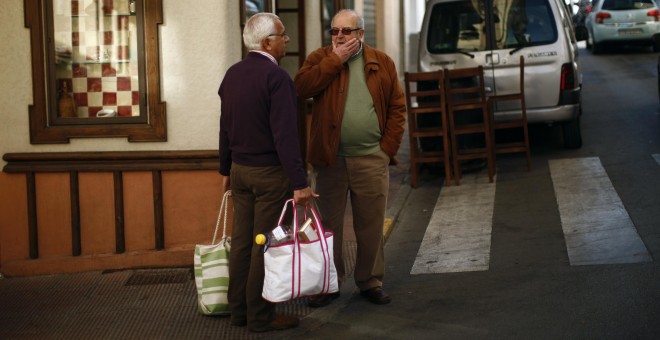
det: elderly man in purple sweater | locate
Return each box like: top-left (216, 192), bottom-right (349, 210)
top-left (218, 13), bottom-right (315, 333)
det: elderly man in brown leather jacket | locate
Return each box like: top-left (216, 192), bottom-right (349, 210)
top-left (294, 9), bottom-right (406, 307)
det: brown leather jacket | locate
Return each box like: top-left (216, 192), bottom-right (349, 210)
top-left (294, 44), bottom-right (406, 166)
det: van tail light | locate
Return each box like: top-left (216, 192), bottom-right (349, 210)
top-left (595, 12), bottom-right (611, 24)
top-left (648, 9), bottom-right (660, 21)
top-left (561, 63), bottom-right (575, 90)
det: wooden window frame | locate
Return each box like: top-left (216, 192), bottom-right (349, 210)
top-left (24, 0), bottom-right (166, 144)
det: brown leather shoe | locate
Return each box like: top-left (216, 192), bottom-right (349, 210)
top-left (248, 314), bottom-right (300, 333)
top-left (307, 292), bottom-right (340, 308)
top-left (360, 287), bottom-right (391, 305)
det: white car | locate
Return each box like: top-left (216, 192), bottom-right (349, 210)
top-left (585, 0), bottom-right (660, 53)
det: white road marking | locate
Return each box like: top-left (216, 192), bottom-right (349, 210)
top-left (653, 154), bottom-right (660, 166)
top-left (549, 157), bottom-right (652, 266)
top-left (411, 172), bottom-right (496, 274)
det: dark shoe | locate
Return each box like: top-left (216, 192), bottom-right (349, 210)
top-left (307, 292), bottom-right (340, 308)
top-left (360, 287), bottom-right (391, 305)
top-left (248, 314), bottom-right (299, 333)
top-left (230, 318), bottom-right (247, 327)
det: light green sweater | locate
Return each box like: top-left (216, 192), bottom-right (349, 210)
top-left (338, 50), bottom-right (381, 156)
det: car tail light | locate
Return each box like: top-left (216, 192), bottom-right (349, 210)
top-left (595, 12), bottom-right (611, 24)
top-left (561, 63), bottom-right (575, 90)
top-left (586, 5), bottom-right (592, 13)
top-left (648, 9), bottom-right (660, 21)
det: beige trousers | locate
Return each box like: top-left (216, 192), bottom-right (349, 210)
top-left (314, 149), bottom-right (389, 291)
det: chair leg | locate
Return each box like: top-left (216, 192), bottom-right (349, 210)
top-left (444, 155), bottom-right (452, 187)
top-left (452, 145), bottom-right (461, 186)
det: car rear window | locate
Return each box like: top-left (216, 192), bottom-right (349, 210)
top-left (602, 0), bottom-right (656, 10)
top-left (426, 0), bottom-right (558, 54)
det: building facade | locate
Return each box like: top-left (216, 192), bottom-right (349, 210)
top-left (0, 0), bottom-right (417, 277)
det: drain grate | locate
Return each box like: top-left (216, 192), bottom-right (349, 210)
top-left (125, 268), bottom-right (192, 286)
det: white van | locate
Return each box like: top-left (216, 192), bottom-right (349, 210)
top-left (418, 0), bottom-right (583, 148)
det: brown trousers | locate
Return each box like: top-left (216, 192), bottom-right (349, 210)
top-left (228, 163), bottom-right (291, 328)
top-left (314, 149), bottom-right (389, 291)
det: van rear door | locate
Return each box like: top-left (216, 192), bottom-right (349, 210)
top-left (420, 0), bottom-right (503, 99)
top-left (488, 0), bottom-right (563, 115)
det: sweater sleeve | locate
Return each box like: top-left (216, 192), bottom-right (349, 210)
top-left (269, 69), bottom-right (308, 190)
top-left (218, 80), bottom-right (231, 176)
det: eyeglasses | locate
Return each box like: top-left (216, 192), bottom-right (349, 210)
top-left (329, 27), bottom-right (362, 36)
top-left (268, 32), bottom-right (288, 38)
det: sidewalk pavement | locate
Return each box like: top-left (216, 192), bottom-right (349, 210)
top-left (0, 138), bottom-right (415, 339)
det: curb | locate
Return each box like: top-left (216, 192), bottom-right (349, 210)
top-left (384, 181), bottom-right (412, 241)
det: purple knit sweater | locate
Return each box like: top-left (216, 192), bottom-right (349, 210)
top-left (218, 52), bottom-right (307, 190)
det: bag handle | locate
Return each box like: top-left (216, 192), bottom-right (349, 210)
top-left (290, 200), bottom-right (333, 298)
top-left (212, 190), bottom-right (232, 245)
top-left (304, 203), bottom-right (333, 295)
top-left (276, 198), bottom-right (297, 231)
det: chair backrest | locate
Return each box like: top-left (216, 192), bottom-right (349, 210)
top-left (444, 66), bottom-right (487, 108)
top-left (404, 70), bottom-right (445, 110)
top-left (403, 70), bottom-right (446, 126)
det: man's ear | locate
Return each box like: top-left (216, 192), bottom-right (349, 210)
top-left (261, 38), bottom-right (272, 51)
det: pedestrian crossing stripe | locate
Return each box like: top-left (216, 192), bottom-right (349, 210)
top-left (411, 156), bottom-right (652, 275)
top-left (549, 157), bottom-right (651, 266)
top-left (410, 171), bottom-right (496, 274)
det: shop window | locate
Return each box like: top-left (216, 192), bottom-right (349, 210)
top-left (24, 0), bottom-right (165, 143)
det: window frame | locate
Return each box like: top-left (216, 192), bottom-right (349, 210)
top-left (24, 0), bottom-right (166, 144)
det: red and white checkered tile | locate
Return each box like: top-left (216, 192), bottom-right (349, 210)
top-left (55, 0), bottom-right (139, 118)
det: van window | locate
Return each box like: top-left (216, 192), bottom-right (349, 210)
top-left (426, 1), bottom-right (487, 53)
top-left (426, 0), bottom-right (558, 54)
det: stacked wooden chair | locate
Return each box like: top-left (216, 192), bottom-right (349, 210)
top-left (444, 66), bottom-right (495, 185)
top-left (403, 70), bottom-right (452, 187)
top-left (487, 55), bottom-right (531, 171)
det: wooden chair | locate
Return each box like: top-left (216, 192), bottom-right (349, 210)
top-left (403, 70), bottom-right (452, 187)
top-left (444, 66), bottom-right (495, 185)
top-left (488, 56), bottom-right (531, 171)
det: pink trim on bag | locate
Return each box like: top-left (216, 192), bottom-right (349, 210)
top-left (310, 207), bottom-right (332, 294)
top-left (265, 198), bottom-right (336, 302)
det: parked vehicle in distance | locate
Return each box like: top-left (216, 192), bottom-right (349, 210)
top-left (418, 0), bottom-right (583, 148)
top-left (573, 0), bottom-right (593, 41)
top-left (585, 0), bottom-right (660, 53)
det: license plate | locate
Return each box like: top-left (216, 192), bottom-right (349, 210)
top-left (618, 28), bottom-right (643, 35)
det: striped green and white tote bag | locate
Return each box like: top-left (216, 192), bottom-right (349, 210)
top-left (194, 190), bottom-right (231, 316)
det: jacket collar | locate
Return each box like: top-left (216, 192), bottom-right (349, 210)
top-left (361, 43), bottom-right (380, 71)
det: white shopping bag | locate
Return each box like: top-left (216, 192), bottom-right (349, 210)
top-left (262, 199), bottom-right (338, 302)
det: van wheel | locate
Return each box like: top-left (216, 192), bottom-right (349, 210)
top-left (562, 117), bottom-right (582, 149)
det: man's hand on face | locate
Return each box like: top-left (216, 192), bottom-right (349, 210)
top-left (332, 38), bottom-right (361, 64)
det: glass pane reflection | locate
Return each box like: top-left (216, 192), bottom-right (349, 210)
top-left (53, 0), bottom-right (140, 118)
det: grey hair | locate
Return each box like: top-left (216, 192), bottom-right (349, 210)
top-left (332, 9), bottom-right (364, 29)
top-left (243, 13), bottom-right (280, 51)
